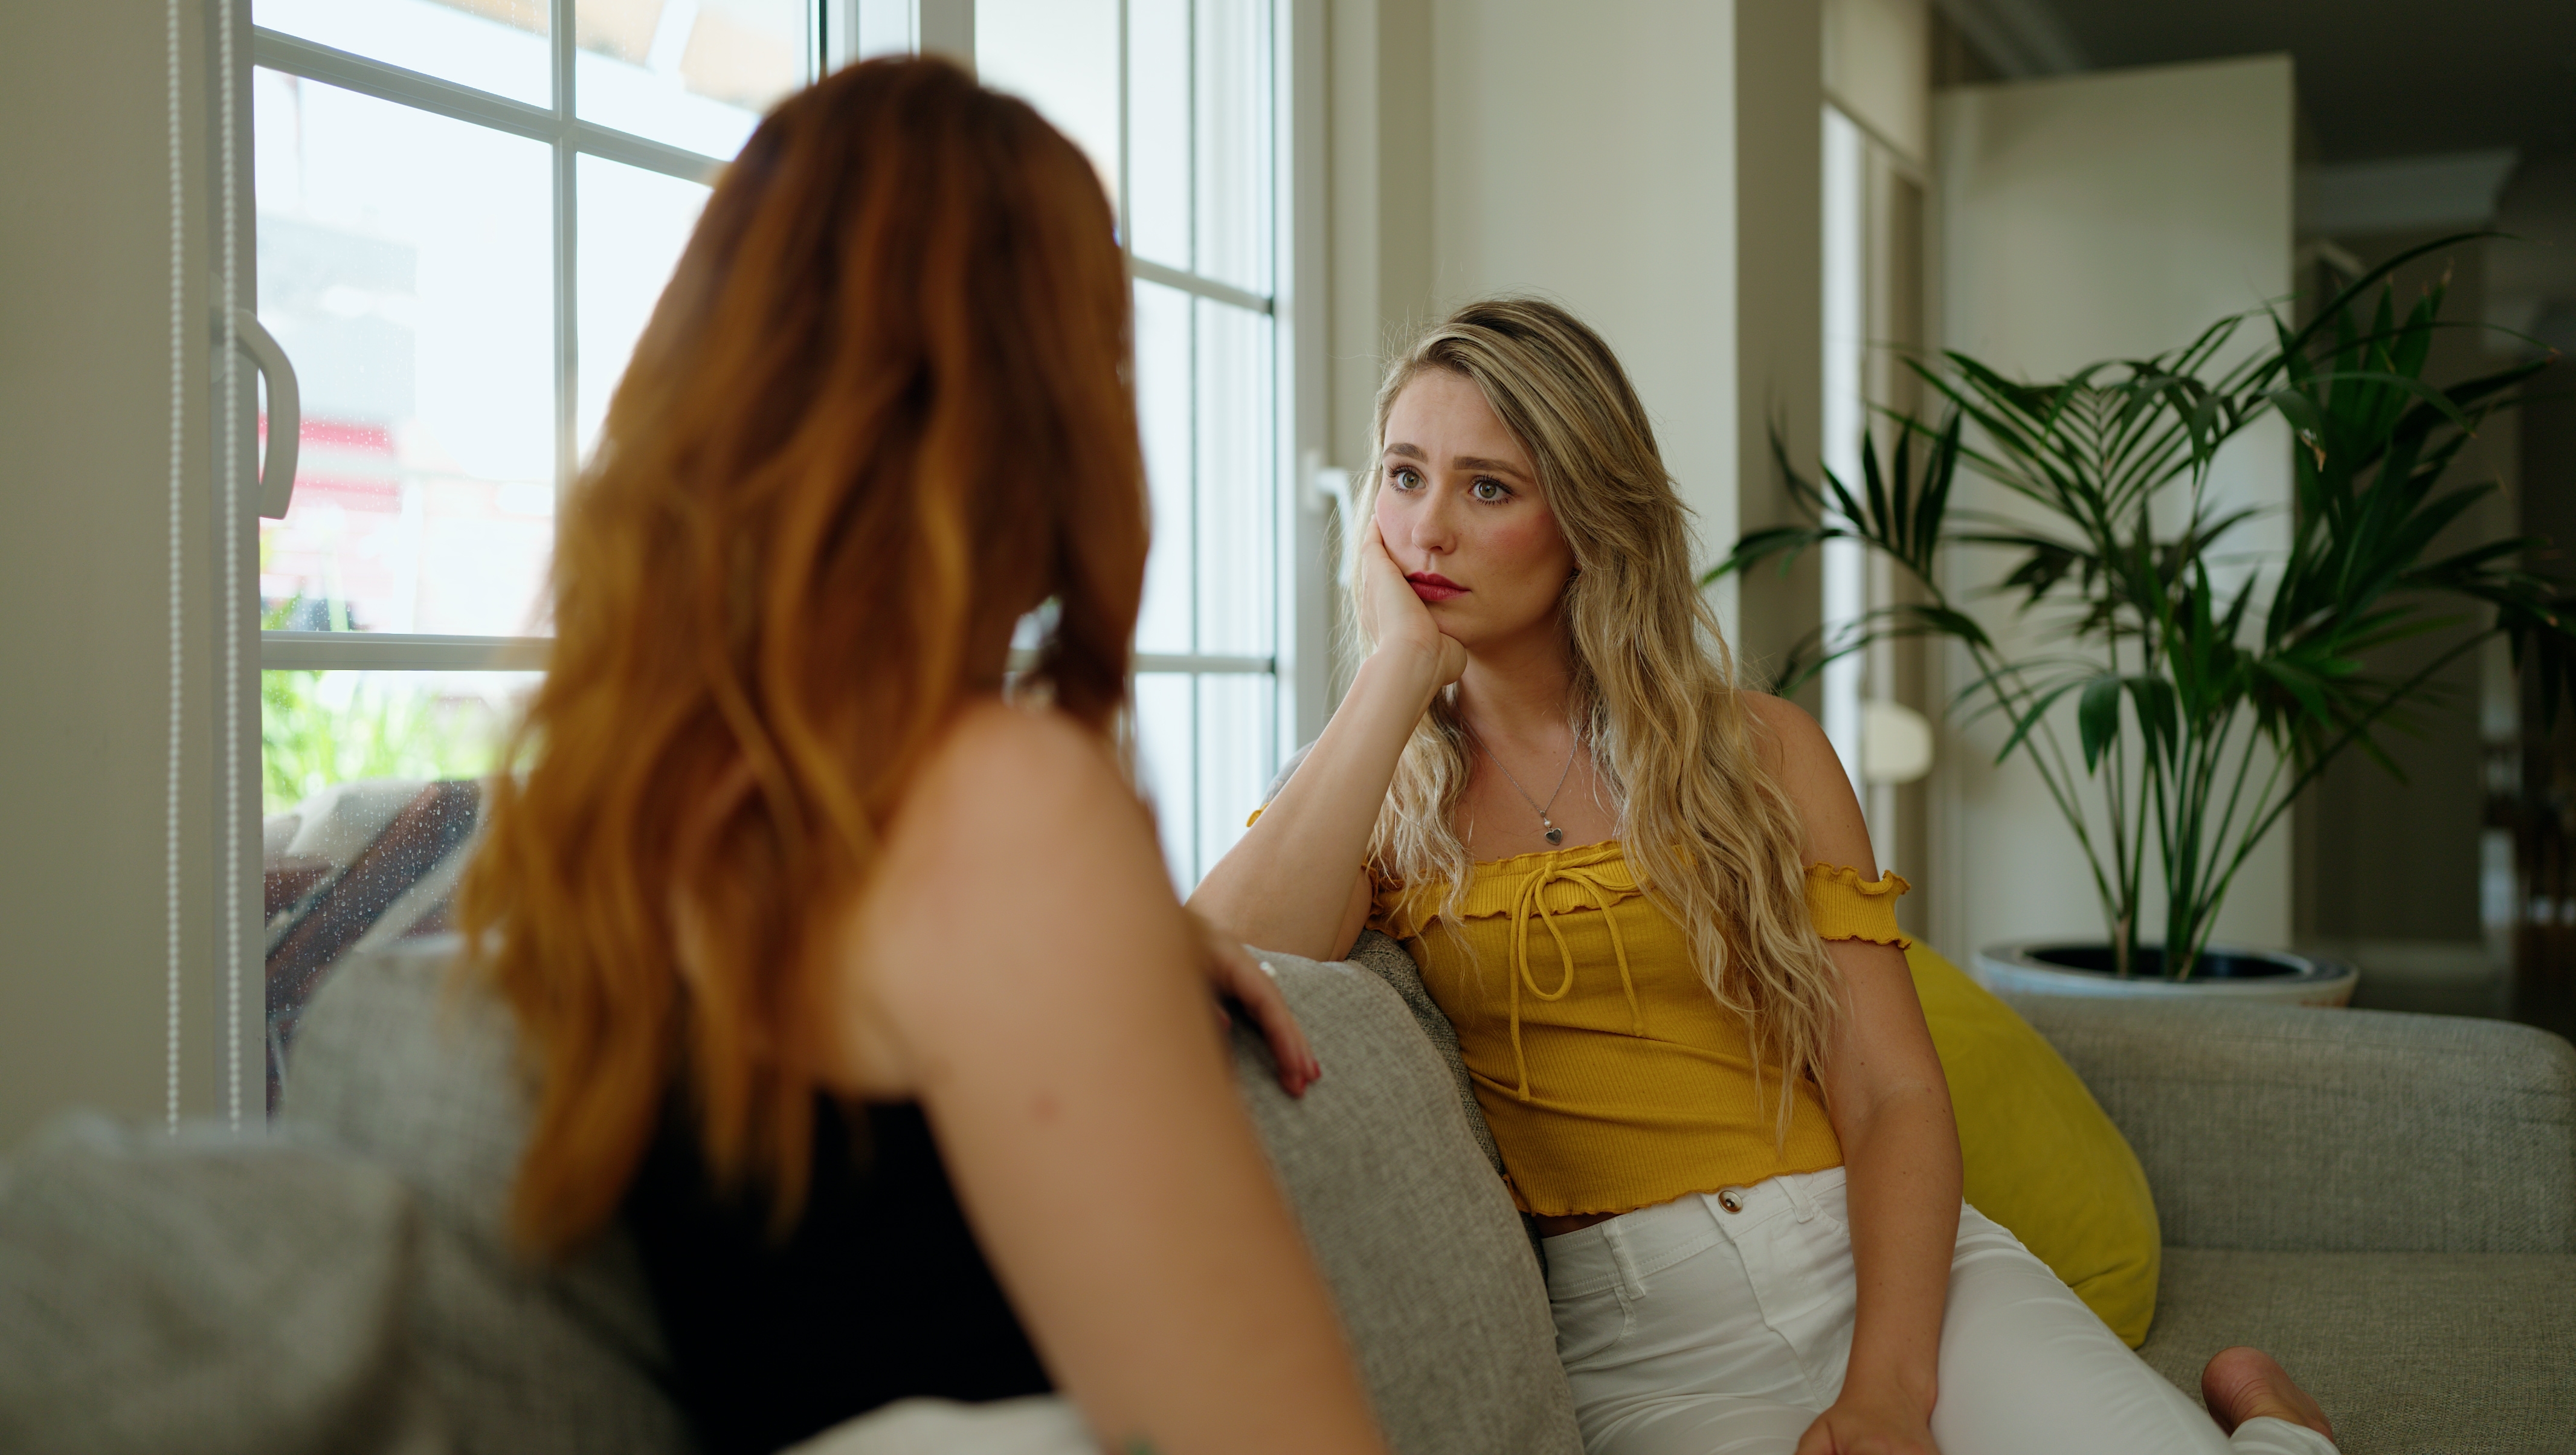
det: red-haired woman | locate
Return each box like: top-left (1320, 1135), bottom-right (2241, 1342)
top-left (456, 57), bottom-right (1386, 1455)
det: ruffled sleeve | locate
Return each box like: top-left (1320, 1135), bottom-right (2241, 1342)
top-left (1805, 863), bottom-right (1911, 947)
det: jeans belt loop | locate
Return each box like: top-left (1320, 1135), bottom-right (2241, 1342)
top-left (1602, 1219), bottom-right (1649, 1301)
top-left (1783, 1175), bottom-right (1818, 1224)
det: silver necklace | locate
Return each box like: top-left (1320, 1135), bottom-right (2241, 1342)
top-left (1469, 725), bottom-right (1580, 845)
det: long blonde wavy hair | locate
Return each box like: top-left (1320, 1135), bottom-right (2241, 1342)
top-left (1357, 297), bottom-right (1844, 1125)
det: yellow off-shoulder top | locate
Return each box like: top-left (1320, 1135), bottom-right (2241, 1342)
top-left (1370, 841), bottom-right (1910, 1217)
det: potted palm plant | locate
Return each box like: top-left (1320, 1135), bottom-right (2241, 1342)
top-left (1715, 238), bottom-right (2575, 998)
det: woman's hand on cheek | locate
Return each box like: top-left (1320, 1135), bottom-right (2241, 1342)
top-left (1359, 520), bottom-right (1467, 688)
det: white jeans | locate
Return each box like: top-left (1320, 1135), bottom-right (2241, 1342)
top-left (1544, 1169), bottom-right (2337, 1455)
top-left (787, 1396), bottom-right (1097, 1455)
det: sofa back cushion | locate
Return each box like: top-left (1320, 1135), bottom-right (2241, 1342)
top-left (2005, 990), bottom-right (2576, 1254)
top-left (285, 938), bottom-right (701, 1455)
top-left (292, 935), bottom-right (1581, 1455)
top-left (0, 1115), bottom-right (446, 1455)
top-left (1237, 951), bottom-right (1582, 1455)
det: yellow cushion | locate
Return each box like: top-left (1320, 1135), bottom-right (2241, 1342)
top-left (1906, 941), bottom-right (2162, 1347)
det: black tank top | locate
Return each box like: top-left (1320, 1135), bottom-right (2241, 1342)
top-left (622, 1095), bottom-right (1053, 1455)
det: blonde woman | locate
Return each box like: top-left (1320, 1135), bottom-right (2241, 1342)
top-left (1190, 298), bottom-right (2337, 1455)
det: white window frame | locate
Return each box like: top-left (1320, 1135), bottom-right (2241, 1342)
top-left (858, 0), bottom-right (1328, 878)
top-left (1819, 97), bottom-right (1933, 857)
top-left (239, 0), bottom-right (781, 679)
top-left (1095, 0), bottom-right (1328, 881)
top-left (217, 0), bottom-right (822, 1121)
top-left (250, 0), bottom-right (1328, 729)
top-left (217, 0), bottom-right (1325, 1105)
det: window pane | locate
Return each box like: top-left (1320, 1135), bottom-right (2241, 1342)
top-left (1132, 673), bottom-right (1196, 889)
top-left (1196, 298), bottom-right (1272, 657)
top-left (1195, 672), bottom-right (1274, 884)
top-left (1127, 0), bottom-right (1190, 268)
top-left (262, 670), bottom-right (529, 815)
top-left (576, 0), bottom-right (809, 161)
top-left (257, 0), bottom-right (552, 109)
top-left (261, 669), bottom-right (532, 1110)
top-left (1193, 0), bottom-right (1270, 294)
top-left (1135, 279), bottom-right (1194, 654)
top-left (977, 0), bottom-right (1121, 212)
top-left (254, 69), bottom-right (555, 638)
top-left (577, 155), bottom-right (712, 459)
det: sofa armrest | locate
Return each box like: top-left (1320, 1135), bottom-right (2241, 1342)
top-left (2002, 993), bottom-right (2576, 1254)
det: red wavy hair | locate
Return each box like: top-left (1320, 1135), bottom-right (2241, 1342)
top-left (457, 56), bottom-right (1146, 1253)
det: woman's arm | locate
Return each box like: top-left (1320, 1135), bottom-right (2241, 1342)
top-left (833, 702), bottom-right (1388, 1455)
top-left (1746, 696), bottom-right (1961, 1455)
top-left (1187, 523), bottom-right (1465, 961)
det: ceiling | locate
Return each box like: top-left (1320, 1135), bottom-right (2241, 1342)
top-left (2031, 1), bottom-right (2576, 167)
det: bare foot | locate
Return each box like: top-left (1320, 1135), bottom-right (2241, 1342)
top-left (2201, 1346), bottom-right (2334, 1442)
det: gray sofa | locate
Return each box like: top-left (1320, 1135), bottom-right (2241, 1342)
top-left (5, 932), bottom-right (2571, 1454)
top-left (2006, 992), bottom-right (2576, 1454)
top-left (1350, 932), bottom-right (2576, 1453)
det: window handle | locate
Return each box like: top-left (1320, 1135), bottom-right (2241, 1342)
top-left (1301, 447), bottom-right (1350, 517)
top-left (223, 308), bottom-right (301, 519)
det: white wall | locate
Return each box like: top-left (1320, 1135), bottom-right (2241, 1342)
top-left (1931, 55), bottom-right (2296, 960)
top-left (1, 0), bottom-right (227, 1143)
top-left (1327, 0), bottom-right (1833, 674)
top-left (1423, 0), bottom-right (1744, 578)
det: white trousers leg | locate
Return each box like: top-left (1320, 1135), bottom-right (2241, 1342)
top-left (787, 1397), bottom-right (1097, 1455)
top-left (1544, 1169), bottom-right (2335, 1455)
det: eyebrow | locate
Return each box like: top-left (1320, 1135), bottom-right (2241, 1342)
top-left (1382, 442), bottom-right (1533, 480)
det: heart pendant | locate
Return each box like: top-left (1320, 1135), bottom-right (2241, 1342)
top-left (1544, 826), bottom-right (1564, 845)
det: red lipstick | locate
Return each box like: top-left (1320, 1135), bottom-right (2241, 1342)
top-left (1406, 572), bottom-right (1469, 603)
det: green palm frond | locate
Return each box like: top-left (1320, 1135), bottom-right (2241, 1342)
top-left (1710, 238), bottom-right (2576, 977)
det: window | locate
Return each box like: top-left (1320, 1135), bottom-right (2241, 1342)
top-left (1818, 99), bottom-right (1931, 866)
top-left (237, 0), bottom-right (1312, 1111)
top-left (250, 0), bottom-right (809, 657)
top-left (977, 0), bottom-right (1294, 891)
top-left (244, 0), bottom-right (815, 1108)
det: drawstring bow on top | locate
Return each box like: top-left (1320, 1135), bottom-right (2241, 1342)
top-left (1503, 848), bottom-right (1645, 1101)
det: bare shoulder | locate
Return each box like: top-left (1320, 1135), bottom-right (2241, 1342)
top-left (843, 698), bottom-right (1180, 1092)
top-left (1735, 691), bottom-right (1872, 868)
top-left (1737, 691), bottom-right (1837, 779)
top-left (870, 699), bottom-right (1150, 929)
top-left (903, 699), bottom-right (1130, 849)
top-left (930, 695), bottom-right (1117, 784)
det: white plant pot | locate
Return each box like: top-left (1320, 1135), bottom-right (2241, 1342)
top-left (1974, 942), bottom-right (2359, 1007)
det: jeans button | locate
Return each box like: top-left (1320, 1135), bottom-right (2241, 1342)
top-left (1716, 1186), bottom-right (1748, 1213)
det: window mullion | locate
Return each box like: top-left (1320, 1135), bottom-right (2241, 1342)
top-left (1118, 0), bottom-right (1132, 253)
top-left (552, 0), bottom-right (579, 506)
top-left (1185, 0), bottom-right (1204, 880)
top-left (1127, 256), bottom-right (1269, 314)
top-left (251, 28), bottom-right (558, 144)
